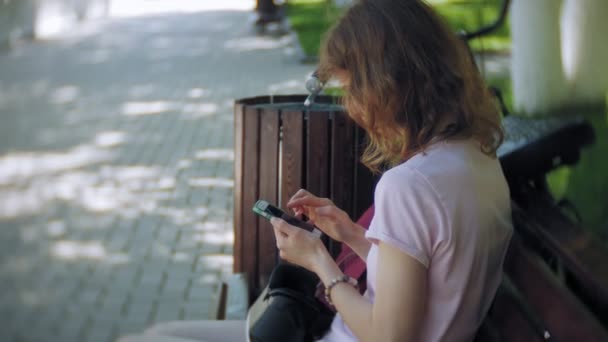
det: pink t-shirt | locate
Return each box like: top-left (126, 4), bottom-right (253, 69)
top-left (320, 139), bottom-right (513, 342)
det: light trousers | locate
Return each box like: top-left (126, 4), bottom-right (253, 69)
top-left (118, 320), bottom-right (248, 342)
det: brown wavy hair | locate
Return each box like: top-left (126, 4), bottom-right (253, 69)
top-left (318, 0), bottom-right (504, 173)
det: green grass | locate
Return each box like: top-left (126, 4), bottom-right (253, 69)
top-left (546, 109), bottom-right (608, 240)
top-left (430, 0), bottom-right (511, 53)
top-left (287, 0), bottom-right (511, 56)
top-left (286, 0), bottom-right (341, 56)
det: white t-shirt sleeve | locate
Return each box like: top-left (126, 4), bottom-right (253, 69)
top-left (365, 166), bottom-right (448, 268)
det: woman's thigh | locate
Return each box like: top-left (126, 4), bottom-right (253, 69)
top-left (144, 320), bottom-right (247, 342)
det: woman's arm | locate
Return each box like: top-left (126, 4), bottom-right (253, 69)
top-left (271, 217), bottom-right (427, 341)
top-left (341, 222), bottom-right (372, 262)
top-left (315, 241), bottom-right (427, 342)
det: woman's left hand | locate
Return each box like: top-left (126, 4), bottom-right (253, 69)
top-left (270, 217), bottom-right (331, 273)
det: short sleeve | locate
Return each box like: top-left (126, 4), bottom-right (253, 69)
top-left (365, 166), bottom-right (447, 268)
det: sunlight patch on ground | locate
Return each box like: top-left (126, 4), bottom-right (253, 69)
top-left (156, 206), bottom-right (208, 226)
top-left (49, 85), bottom-right (80, 104)
top-left (51, 240), bottom-right (130, 264)
top-left (177, 159), bottom-right (192, 169)
top-left (182, 103), bottom-right (218, 117)
top-left (224, 35), bottom-right (293, 52)
top-left (195, 149), bottom-right (234, 161)
top-left (94, 131), bottom-right (128, 148)
top-left (35, 1), bottom-right (78, 39)
top-left (194, 231), bottom-right (233, 245)
top-left (52, 240), bottom-right (106, 260)
top-left (192, 220), bottom-right (224, 232)
top-left (122, 101), bottom-right (176, 116)
top-left (109, 0), bottom-right (255, 18)
top-left (197, 254), bottom-right (233, 271)
top-left (189, 177), bottom-right (234, 188)
top-left (122, 101), bottom-right (218, 117)
top-left (0, 145), bottom-right (113, 187)
top-left (0, 163), bottom-right (177, 219)
top-left (268, 79), bottom-right (305, 94)
top-left (188, 88), bottom-right (210, 99)
top-left (47, 221), bottom-right (67, 238)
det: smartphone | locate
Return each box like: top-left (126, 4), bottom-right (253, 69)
top-left (253, 200), bottom-right (322, 238)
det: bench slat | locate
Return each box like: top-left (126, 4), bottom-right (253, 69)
top-left (233, 102), bottom-right (245, 274)
top-left (503, 235), bottom-right (608, 341)
top-left (236, 105), bottom-right (262, 301)
top-left (353, 126), bottom-right (376, 220)
top-left (280, 110), bottom-right (304, 208)
top-left (258, 109), bottom-right (280, 290)
top-left (330, 112), bottom-right (356, 216)
top-left (306, 110), bottom-right (336, 255)
top-left (329, 112), bottom-right (356, 257)
top-left (306, 110), bottom-right (331, 199)
top-left (487, 285), bottom-right (546, 341)
top-left (512, 194), bottom-right (608, 321)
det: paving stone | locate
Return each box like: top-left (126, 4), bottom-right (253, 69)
top-left (125, 300), bottom-right (155, 324)
top-left (183, 301), bottom-right (213, 320)
top-left (55, 312), bottom-right (89, 342)
top-left (186, 283), bottom-right (216, 301)
top-left (86, 323), bottom-right (115, 342)
top-left (151, 301), bottom-right (183, 323)
top-left (97, 300), bottom-right (127, 320)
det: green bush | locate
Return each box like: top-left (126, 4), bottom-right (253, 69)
top-left (287, 0), bottom-right (511, 56)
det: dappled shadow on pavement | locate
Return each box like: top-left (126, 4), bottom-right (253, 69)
top-left (0, 6), bottom-right (310, 342)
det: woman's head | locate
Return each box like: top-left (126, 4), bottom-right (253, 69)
top-left (318, 0), bottom-right (503, 173)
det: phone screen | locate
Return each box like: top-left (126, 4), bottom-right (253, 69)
top-left (253, 200), bottom-right (322, 237)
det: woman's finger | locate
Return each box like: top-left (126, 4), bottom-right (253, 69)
top-left (270, 217), bottom-right (297, 235)
top-left (287, 195), bottom-right (328, 209)
top-left (288, 189), bottom-right (311, 203)
top-left (273, 226), bottom-right (286, 248)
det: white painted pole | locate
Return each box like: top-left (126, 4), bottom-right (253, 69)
top-left (561, 0), bottom-right (608, 107)
top-left (510, 0), bottom-right (567, 116)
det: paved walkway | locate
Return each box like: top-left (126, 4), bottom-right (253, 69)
top-left (0, 2), bottom-right (311, 341)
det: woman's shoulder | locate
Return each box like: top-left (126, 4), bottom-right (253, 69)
top-left (379, 138), bottom-right (506, 203)
top-left (376, 163), bottom-right (444, 208)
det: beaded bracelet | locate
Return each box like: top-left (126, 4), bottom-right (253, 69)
top-left (324, 275), bottom-right (358, 307)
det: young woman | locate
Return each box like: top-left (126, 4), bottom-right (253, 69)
top-left (122, 0), bottom-right (513, 341)
top-left (272, 1), bottom-right (512, 341)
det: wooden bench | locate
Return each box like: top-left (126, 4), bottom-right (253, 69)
top-left (230, 94), bottom-right (608, 340)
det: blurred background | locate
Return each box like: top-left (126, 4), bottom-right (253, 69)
top-left (0, 0), bottom-right (606, 341)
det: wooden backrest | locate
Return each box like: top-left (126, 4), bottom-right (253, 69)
top-left (233, 95), bottom-right (377, 300)
top-left (477, 232), bottom-right (608, 341)
top-left (509, 188), bottom-right (608, 325)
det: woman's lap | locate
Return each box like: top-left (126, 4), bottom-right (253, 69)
top-left (118, 320), bottom-right (247, 342)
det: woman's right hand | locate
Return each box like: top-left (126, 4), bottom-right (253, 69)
top-left (286, 189), bottom-right (356, 243)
